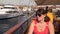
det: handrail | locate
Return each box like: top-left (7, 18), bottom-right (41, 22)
top-left (22, 20), bottom-right (31, 34)
top-left (4, 13), bottom-right (35, 34)
top-left (22, 18), bottom-right (36, 34)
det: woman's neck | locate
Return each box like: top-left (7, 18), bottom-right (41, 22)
top-left (39, 19), bottom-right (44, 23)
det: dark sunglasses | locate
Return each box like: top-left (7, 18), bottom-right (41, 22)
top-left (37, 14), bottom-right (42, 17)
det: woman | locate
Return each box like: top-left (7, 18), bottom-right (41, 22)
top-left (28, 9), bottom-right (55, 34)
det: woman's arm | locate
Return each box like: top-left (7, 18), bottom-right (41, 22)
top-left (27, 20), bottom-right (35, 34)
top-left (48, 22), bottom-right (55, 34)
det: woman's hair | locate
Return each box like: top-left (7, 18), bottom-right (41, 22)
top-left (36, 8), bottom-right (50, 22)
top-left (36, 8), bottom-right (47, 16)
top-left (44, 16), bottom-right (50, 22)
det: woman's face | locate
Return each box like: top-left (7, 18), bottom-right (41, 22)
top-left (37, 14), bottom-right (45, 21)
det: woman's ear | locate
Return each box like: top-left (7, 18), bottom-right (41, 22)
top-left (43, 15), bottom-right (46, 17)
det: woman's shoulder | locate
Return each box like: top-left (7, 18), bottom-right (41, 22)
top-left (46, 21), bottom-right (53, 25)
top-left (32, 18), bottom-right (36, 20)
top-left (31, 18), bottom-right (37, 21)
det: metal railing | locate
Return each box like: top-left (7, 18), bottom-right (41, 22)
top-left (4, 12), bottom-right (36, 34)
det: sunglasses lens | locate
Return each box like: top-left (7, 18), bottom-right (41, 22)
top-left (37, 14), bottom-right (41, 17)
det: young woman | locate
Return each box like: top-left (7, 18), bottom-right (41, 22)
top-left (28, 9), bottom-right (55, 34)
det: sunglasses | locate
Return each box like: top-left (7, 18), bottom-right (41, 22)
top-left (37, 14), bottom-right (42, 17)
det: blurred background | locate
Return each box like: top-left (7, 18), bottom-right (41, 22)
top-left (0, 0), bottom-right (60, 34)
